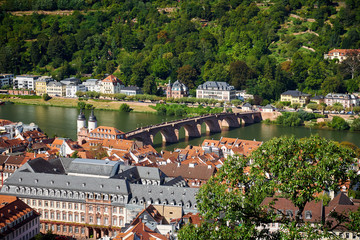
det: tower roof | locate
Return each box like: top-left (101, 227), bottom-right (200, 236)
top-left (77, 109), bottom-right (85, 121)
top-left (88, 109), bottom-right (97, 122)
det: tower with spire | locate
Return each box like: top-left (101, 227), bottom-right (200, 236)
top-left (88, 109), bottom-right (97, 132)
top-left (77, 109), bottom-right (86, 133)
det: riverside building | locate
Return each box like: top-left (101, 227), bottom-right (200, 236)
top-left (196, 81), bottom-right (236, 102)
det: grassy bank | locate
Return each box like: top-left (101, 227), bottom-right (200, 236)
top-left (7, 98), bottom-right (157, 113)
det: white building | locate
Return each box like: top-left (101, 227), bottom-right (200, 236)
top-left (0, 74), bottom-right (14, 88)
top-left (66, 83), bottom-right (86, 98)
top-left (120, 86), bottom-right (143, 96)
top-left (83, 79), bottom-right (100, 92)
top-left (13, 75), bottom-right (40, 90)
top-left (196, 81), bottom-right (236, 102)
top-left (236, 90), bottom-right (254, 101)
top-left (324, 93), bottom-right (359, 108)
top-left (47, 81), bottom-right (66, 97)
top-left (100, 75), bottom-right (124, 94)
top-left (324, 49), bottom-right (360, 63)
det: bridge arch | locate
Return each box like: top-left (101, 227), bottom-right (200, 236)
top-left (201, 119), bottom-right (221, 133)
top-left (253, 114), bottom-right (262, 123)
top-left (154, 127), bottom-right (179, 143)
top-left (239, 115), bottom-right (254, 125)
top-left (220, 116), bottom-right (240, 128)
top-left (179, 123), bottom-right (201, 138)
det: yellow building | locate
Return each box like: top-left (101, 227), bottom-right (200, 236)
top-left (35, 76), bottom-right (52, 96)
top-left (280, 90), bottom-right (311, 106)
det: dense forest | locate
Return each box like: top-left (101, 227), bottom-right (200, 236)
top-left (1, 0), bottom-right (360, 103)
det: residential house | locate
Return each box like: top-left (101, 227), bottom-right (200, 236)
top-left (236, 90), bottom-right (254, 101)
top-left (59, 139), bottom-right (83, 157)
top-left (196, 81), bottom-right (236, 102)
top-left (242, 103), bottom-right (253, 111)
top-left (82, 79), bottom-right (100, 92)
top-left (0, 195), bottom-right (40, 240)
top-left (262, 104), bottom-right (275, 112)
top-left (120, 86), bottom-right (143, 96)
top-left (280, 90), bottom-right (311, 106)
top-left (100, 75), bottom-right (124, 94)
top-left (310, 95), bottom-right (325, 105)
top-left (46, 81), bottom-right (66, 97)
top-left (324, 93), bottom-right (359, 108)
top-left (0, 157), bottom-right (198, 239)
top-left (0, 138), bottom-right (27, 154)
top-left (324, 49), bottom-right (360, 63)
top-left (35, 76), bottom-right (52, 96)
top-left (166, 80), bottom-right (188, 99)
top-left (13, 75), bottom-right (40, 90)
top-left (114, 219), bottom-right (167, 240)
top-left (66, 83), bottom-right (86, 98)
top-left (0, 74), bottom-right (13, 88)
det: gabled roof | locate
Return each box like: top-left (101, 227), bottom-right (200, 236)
top-left (114, 219), bottom-right (167, 240)
top-left (101, 75), bottom-right (124, 85)
top-left (90, 126), bottom-right (125, 136)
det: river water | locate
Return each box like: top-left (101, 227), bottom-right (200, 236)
top-left (1, 104), bottom-right (360, 150)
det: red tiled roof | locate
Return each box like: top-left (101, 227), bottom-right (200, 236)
top-left (101, 75), bottom-right (124, 84)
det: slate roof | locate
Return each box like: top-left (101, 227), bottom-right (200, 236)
top-left (66, 158), bottom-right (120, 177)
top-left (242, 103), bottom-right (252, 108)
top-left (197, 81), bottom-right (235, 90)
top-left (4, 169), bottom-right (130, 196)
top-left (121, 86), bottom-right (141, 91)
top-left (281, 90), bottom-right (310, 97)
top-left (171, 80), bottom-right (188, 91)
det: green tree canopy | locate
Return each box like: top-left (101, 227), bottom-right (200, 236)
top-left (179, 136), bottom-right (358, 239)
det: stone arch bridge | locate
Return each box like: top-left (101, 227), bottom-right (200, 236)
top-left (125, 112), bottom-right (262, 146)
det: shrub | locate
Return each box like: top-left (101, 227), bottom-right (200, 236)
top-left (119, 103), bottom-right (132, 112)
top-left (328, 116), bottom-right (349, 130)
top-left (42, 93), bottom-right (51, 101)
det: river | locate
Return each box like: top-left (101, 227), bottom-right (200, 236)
top-left (1, 104), bottom-right (360, 150)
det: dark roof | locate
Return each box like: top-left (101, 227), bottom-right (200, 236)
top-left (243, 103), bottom-right (252, 108)
top-left (311, 95), bottom-right (324, 100)
top-left (24, 158), bottom-right (63, 174)
top-left (197, 81), bottom-right (235, 91)
top-left (281, 90), bottom-right (310, 97)
top-left (122, 86), bottom-right (141, 91)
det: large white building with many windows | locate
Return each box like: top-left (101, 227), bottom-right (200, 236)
top-left (196, 81), bottom-right (236, 102)
top-left (13, 75), bottom-right (40, 90)
top-left (1, 157), bottom-right (198, 239)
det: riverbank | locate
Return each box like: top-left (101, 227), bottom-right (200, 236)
top-left (6, 97), bottom-right (157, 113)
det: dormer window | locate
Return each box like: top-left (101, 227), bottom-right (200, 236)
top-left (305, 211), bottom-right (312, 219)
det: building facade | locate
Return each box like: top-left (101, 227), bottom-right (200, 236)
top-left (83, 79), bottom-right (101, 92)
top-left (280, 90), bottom-right (311, 106)
top-left (100, 75), bottom-right (124, 94)
top-left (196, 81), bottom-right (236, 102)
top-left (0, 195), bottom-right (40, 240)
top-left (166, 80), bottom-right (188, 99)
top-left (324, 49), bottom-right (360, 63)
top-left (35, 76), bottom-right (52, 96)
top-left (324, 93), bottom-right (359, 108)
top-left (0, 74), bottom-right (13, 88)
top-left (13, 75), bottom-right (40, 90)
top-left (120, 86), bottom-right (143, 96)
top-left (46, 81), bottom-right (66, 97)
top-left (1, 158), bottom-right (198, 239)
top-left (66, 83), bottom-right (86, 98)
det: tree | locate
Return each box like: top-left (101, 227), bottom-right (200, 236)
top-left (341, 50), bottom-right (360, 79)
top-left (328, 116), bottom-right (350, 130)
top-left (42, 93), bottom-right (51, 101)
top-left (142, 75), bottom-right (157, 95)
top-left (229, 61), bottom-right (255, 90)
top-left (177, 65), bottom-right (198, 89)
top-left (306, 103), bottom-right (318, 111)
top-left (179, 136), bottom-right (357, 239)
top-left (119, 103), bottom-right (132, 112)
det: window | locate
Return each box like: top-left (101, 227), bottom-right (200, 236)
top-left (120, 219), bottom-right (123, 226)
top-left (50, 213), bottom-right (54, 219)
top-left (56, 202), bottom-right (60, 208)
top-left (63, 226), bottom-right (67, 232)
top-left (113, 207), bottom-right (117, 214)
top-left (62, 213), bottom-right (66, 221)
top-left (75, 214), bottom-right (79, 222)
top-left (74, 204), bottom-right (78, 210)
top-left (105, 217), bottom-right (108, 225)
top-left (62, 203), bottom-right (66, 209)
top-left (69, 214), bottom-right (73, 221)
top-left (81, 228), bottom-right (85, 234)
top-left (305, 211), bottom-right (312, 219)
top-left (50, 201), bottom-right (54, 208)
top-left (75, 227), bottom-right (79, 233)
top-left (285, 210), bottom-right (293, 218)
top-left (32, 200), bottom-right (36, 206)
top-left (69, 226), bottom-right (73, 233)
top-left (57, 225), bottom-right (60, 232)
top-left (44, 212), bottom-right (48, 219)
top-left (81, 215), bottom-right (85, 222)
top-left (89, 206), bottom-right (93, 212)
top-left (81, 204), bottom-right (85, 211)
top-left (104, 207), bottom-right (108, 213)
top-left (45, 201), bottom-right (48, 207)
top-left (119, 208), bottom-right (123, 214)
top-left (97, 217), bottom-right (101, 225)
top-left (68, 203), bottom-right (72, 209)
top-left (89, 216), bottom-right (93, 223)
top-left (97, 206), bottom-right (100, 212)
top-left (113, 217), bottom-right (117, 226)
top-left (57, 213), bottom-right (60, 220)
top-left (38, 200), bottom-right (42, 206)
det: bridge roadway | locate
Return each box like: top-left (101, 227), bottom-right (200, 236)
top-left (125, 112), bottom-right (262, 146)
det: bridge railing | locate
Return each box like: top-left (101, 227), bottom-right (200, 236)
top-left (125, 112), bottom-right (260, 136)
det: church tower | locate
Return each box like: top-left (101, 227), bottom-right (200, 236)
top-left (77, 109), bottom-right (86, 133)
top-left (88, 109), bottom-right (97, 132)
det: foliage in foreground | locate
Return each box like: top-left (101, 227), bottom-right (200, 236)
top-left (179, 136), bottom-right (359, 239)
top-left (152, 103), bottom-right (223, 117)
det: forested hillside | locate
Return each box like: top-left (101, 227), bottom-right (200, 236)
top-left (1, 0), bottom-right (360, 102)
